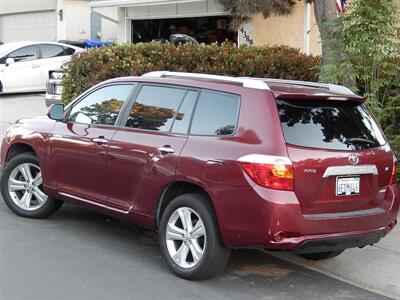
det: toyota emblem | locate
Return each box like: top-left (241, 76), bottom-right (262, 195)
top-left (348, 154), bottom-right (359, 165)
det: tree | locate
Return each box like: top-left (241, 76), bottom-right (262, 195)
top-left (323, 0), bottom-right (400, 119)
top-left (221, 0), bottom-right (339, 83)
top-left (312, 0), bottom-right (337, 80)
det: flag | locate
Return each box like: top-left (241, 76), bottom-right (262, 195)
top-left (336, 0), bottom-right (347, 13)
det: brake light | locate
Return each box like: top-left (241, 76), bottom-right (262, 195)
top-left (390, 155), bottom-right (398, 185)
top-left (238, 154), bottom-right (294, 191)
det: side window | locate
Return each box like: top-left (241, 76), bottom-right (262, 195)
top-left (125, 85), bottom-right (186, 132)
top-left (40, 44), bottom-right (67, 59)
top-left (190, 90), bottom-right (240, 136)
top-left (63, 46), bottom-right (76, 56)
top-left (8, 46), bottom-right (38, 62)
top-left (68, 84), bottom-right (135, 125)
top-left (171, 90), bottom-right (198, 134)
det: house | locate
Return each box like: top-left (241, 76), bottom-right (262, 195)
top-left (2, 0), bottom-right (399, 55)
top-left (89, 0), bottom-right (323, 55)
top-left (0, 0), bottom-right (118, 43)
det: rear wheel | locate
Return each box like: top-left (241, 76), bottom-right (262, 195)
top-left (299, 250), bottom-right (345, 260)
top-left (159, 193), bottom-right (230, 279)
top-left (0, 152), bottom-right (63, 218)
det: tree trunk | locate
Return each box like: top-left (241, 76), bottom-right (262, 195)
top-left (314, 0), bottom-right (355, 88)
top-left (313, 0), bottom-right (337, 82)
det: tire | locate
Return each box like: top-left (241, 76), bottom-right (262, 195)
top-left (0, 152), bottom-right (63, 219)
top-left (299, 250), bottom-right (345, 260)
top-left (159, 193), bottom-right (230, 280)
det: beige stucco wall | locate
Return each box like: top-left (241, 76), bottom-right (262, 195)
top-left (252, 1), bottom-right (321, 55)
top-left (252, 0), bottom-right (400, 55)
top-left (94, 6), bottom-right (119, 41)
top-left (0, 0), bottom-right (56, 15)
top-left (64, 0), bottom-right (91, 40)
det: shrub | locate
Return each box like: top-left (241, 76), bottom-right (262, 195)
top-left (61, 42), bottom-right (320, 105)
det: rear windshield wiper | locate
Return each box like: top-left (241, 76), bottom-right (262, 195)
top-left (346, 137), bottom-right (376, 145)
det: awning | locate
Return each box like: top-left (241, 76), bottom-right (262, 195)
top-left (90, 0), bottom-right (204, 8)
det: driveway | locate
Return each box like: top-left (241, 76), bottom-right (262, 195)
top-left (0, 93), bottom-right (398, 300)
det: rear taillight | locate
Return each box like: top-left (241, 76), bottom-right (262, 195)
top-left (238, 154), bottom-right (294, 191)
top-left (390, 155), bottom-right (398, 185)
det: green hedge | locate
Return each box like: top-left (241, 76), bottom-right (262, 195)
top-left (61, 42), bottom-right (321, 105)
top-left (61, 42), bottom-right (398, 183)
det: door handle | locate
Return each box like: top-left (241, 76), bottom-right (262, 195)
top-left (93, 137), bottom-right (108, 145)
top-left (32, 64), bottom-right (40, 68)
top-left (157, 146), bottom-right (175, 154)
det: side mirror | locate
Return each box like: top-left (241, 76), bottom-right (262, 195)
top-left (47, 104), bottom-right (64, 121)
top-left (5, 57), bottom-right (15, 66)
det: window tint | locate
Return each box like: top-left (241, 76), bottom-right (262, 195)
top-left (277, 100), bottom-right (386, 150)
top-left (40, 44), bottom-right (73, 58)
top-left (63, 46), bottom-right (76, 56)
top-left (171, 90), bottom-right (198, 134)
top-left (190, 90), bottom-right (240, 136)
top-left (8, 46), bottom-right (37, 62)
top-left (68, 84), bottom-right (135, 125)
top-left (125, 85), bottom-right (186, 131)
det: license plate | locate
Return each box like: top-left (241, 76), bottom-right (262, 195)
top-left (55, 85), bottom-right (63, 95)
top-left (336, 176), bottom-right (360, 196)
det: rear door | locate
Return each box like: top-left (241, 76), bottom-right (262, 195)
top-left (38, 44), bottom-right (75, 87)
top-left (107, 84), bottom-right (197, 212)
top-left (276, 99), bottom-right (394, 214)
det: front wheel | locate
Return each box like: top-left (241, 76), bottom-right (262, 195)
top-left (0, 152), bottom-right (63, 219)
top-left (299, 250), bottom-right (345, 260)
top-left (159, 193), bottom-right (230, 280)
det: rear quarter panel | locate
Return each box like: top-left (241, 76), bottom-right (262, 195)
top-left (177, 88), bottom-right (289, 246)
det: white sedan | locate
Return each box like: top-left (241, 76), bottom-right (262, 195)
top-left (0, 41), bottom-right (82, 93)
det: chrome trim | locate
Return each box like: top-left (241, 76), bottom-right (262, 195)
top-left (142, 71), bottom-right (270, 90)
top-left (323, 164), bottom-right (378, 178)
top-left (304, 207), bottom-right (385, 220)
top-left (157, 146), bottom-right (175, 154)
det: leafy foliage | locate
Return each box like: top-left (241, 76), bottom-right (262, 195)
top-left (220, 0), bottom-right (296, 18)
top-left (321, 0), bottom-right (400, 181)
top-left (62, 42), bottom-right (320, 104)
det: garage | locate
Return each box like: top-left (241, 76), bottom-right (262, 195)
top-left (127, 1), bottom-right (235, 44)
top-left (90, 0), bottom-right (241, 44)
top-left (0, 10), bottom-right (57, 42)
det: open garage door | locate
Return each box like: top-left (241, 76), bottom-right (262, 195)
top-left (0, 11), bottom-right (56, 43)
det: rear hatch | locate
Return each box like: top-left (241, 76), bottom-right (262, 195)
top-left (276, 98), bottom-right (394, 214)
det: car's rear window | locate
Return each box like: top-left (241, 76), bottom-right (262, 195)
top-left (276, 99), bottom-right (386, 151)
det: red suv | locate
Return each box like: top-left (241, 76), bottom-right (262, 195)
top-left (1, 72), bottom-right (398, 279)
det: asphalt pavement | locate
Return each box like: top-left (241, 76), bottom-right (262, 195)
top-left (0, 93), bottom-right (397, 300)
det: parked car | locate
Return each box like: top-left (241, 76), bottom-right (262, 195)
top-left (0, 41), bottom-right (82, 93)
top-left (45, 66), bottom-right (67, 106)
top-left (0, 72), bottom-right (398, 279)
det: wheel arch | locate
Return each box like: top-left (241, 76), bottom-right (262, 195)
top-left (6, 142), bottom-right (37, 165)
top-left (155, 181), bottom-right (218, 230)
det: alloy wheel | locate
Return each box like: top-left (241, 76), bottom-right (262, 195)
top-left (8, 163), bottom-right (48, 211)
top-left (166, 207), bottom-right (206, 269)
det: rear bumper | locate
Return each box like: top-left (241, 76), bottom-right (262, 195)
top-left (295, 230), bottom-right (385, 254)
top-left (215, 183), bottom-right (399, 251)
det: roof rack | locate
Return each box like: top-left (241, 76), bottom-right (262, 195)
top-left (142, 71), bottom-right (270, 90)
top-left (263, 78), bottom-right (355, 95)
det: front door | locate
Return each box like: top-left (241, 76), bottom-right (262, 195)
top-left (48, 84), bottom-right (136, 203)
top-left (107, 85), bottom-right (198, 213)
top-left (3, 45), bottom-right (42, 92)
